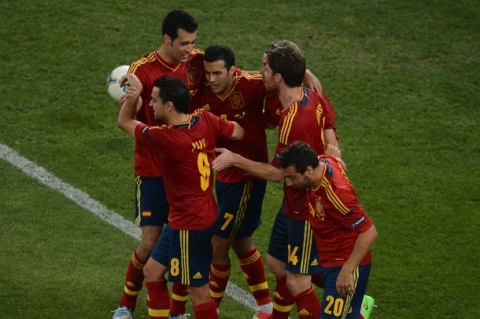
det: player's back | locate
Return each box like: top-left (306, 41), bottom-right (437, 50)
top-left (272, 88), bottom-right (333, 220)
top-left (147, 109), bottom-right (235, 230)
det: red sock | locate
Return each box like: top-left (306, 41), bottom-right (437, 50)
top-left (311, 273), bottom-right (324, 288)
top-left (237, 247), bottom-right (272, 308)
top-left (145, 280), bottom-right (170, 319)
top-left (209, 263), bottom-right (230, 308)
top-left (272, 275), bottom-right (294, 319)
top-left (192, 299), bottom-right (218, 319)
top-left (294, 286), bottom-right (320, 319)
top-left (119, 250), bottom-right (146, 311)
top-left (170, 282), bottom-right (188, 316)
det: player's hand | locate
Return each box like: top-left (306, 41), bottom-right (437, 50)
top-left (121, 74), bottom-right (143, 99)
top-left (212, 148), bottom-right (235, 171)
top-left (303, 69), bottom-right (322, 94)
top-left (336, 268), bottom-right (356, 298)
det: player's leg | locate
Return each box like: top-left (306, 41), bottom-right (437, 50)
top-left (267, 208), bottom-right (293, 319)
top-left (319, 264), bottom-right (371, 319)
top-left (232, 236), bottom-right (273, 318)
top-left (230, 180), bottom-right (272, 318)
top-left (169, 282), bottom-right (189, 317)
top-left (284, 219), bottom-right (321, 319)
top-left (113, 176), bottom-right (168, 318)
top-left (211, 180), bottom-right (271, 315)
top-left (209, 180), bottom-right (234, 309)
top-left (170, 227), bottom-right (218, 319)
top-left (144, 225), bottom-right (172, 319)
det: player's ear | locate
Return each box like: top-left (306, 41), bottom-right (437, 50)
top-left (163, 34), bottom-right (171, 44)
top-left (275, 72), bottom-right (282, 83)
top-left (165, 101), bottom-right (175, 112)
top-left (306, 165), bottom-right (314, 176)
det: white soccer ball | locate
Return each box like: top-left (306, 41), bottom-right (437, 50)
top-left (106, 65), bottom-right (129, 101)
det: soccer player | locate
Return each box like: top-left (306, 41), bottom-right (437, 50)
top-left (212, 40), bottom-right (340, 319)
top-left (278, 141), bottom-right (378, 319)
top-left (190, 45), bottom-right (279, 318)
top-left (117, 74), bottom-right (244, 319)
top-left (112, 10), bottom-right (203, 319)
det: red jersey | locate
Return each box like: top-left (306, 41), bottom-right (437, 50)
top-left (133, 109), bottom-right (236, 230)
top-left (265, 91), bottom-right (336, 133)
top-left (271, 88), bottom-right (335, 220)
top-left (127, 48), bottom-right (204, 177)
top-left (307, 156), bottom-right (373, 267)
top-left (191, 73), bottom-right (279, 183)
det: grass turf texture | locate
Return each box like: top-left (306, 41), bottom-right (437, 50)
top-left (1, 0), bottom-right (479, 318)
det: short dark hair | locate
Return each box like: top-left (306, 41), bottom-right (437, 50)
top-left (279, 141), bottom-right (319, 174)
top-left (265, 40), bottom-right (306, 87)
top-left (204, 45), bottom-right (236, 71)
top-left (162, 10), bottom-right (198, 41)
top-left (153, 76), bottom-right (191, 114)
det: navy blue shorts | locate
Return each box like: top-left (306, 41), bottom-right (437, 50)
top-left (214, 180), bottom-right (266, 239)
top-left (320, 264), bottom-right (371, 318)
top-left (151, 224), bottom-right (215, 287)
top-left (267, 207), bottom-right (320, 274)
top-left (134, 176), bottom-right (169, 227)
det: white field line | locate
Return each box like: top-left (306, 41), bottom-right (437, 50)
top-left (0, 142), bottom-right (256, 310)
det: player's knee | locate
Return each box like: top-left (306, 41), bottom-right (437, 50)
top-left (137, 240), bottom-right (155, 259)
top-left (142, 261), bottom-right (155, 281)
top-left (211, 236), bottom-right (231, 259)
top-left (143, 259), bottom-right (166, 282)
top-left (231, 237), bottom-right (254, 256)
top-left (286, 273), bottom-right (311, 296)
top-left (187, 283), bottom-right (211, 305)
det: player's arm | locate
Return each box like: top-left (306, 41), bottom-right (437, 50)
top-left (229, 122), bottom-right (245, 141)
top-left (303, 69), bottom-right (322, 94)
top-left (212, 148), bottom-right (284, 182)
top-left (324, 128), bottom-right (341, 158)
top-left (119, 94), bottom-right (143, 113)
top-left (117, 74), bottom-right (143, 138)
top-left (335, 224), bottom-right (378, 297)
top-left (241, 68), bottom-right (321, 93)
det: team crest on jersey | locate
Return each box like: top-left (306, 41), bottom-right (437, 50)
top-left (230, 92), bottom-right (245, 109)
top-left (314, 198), bottom-right (325, 221)
top-left (186, 68), bottom-right (198, 85)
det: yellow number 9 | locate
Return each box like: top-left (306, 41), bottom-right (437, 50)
top-left (197, 151), bottom-right (211, 191)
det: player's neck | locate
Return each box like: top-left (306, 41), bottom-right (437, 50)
top-left (311, 162), bottom-right (326, 190)
top-left (156, 46), bottom-right (179, 65)
top-left (166, 112), bottom-right (190, 126)
top-left (217, 75), bottom-right (236, 98)
top-left (279, 86), bottom-right (303, 108)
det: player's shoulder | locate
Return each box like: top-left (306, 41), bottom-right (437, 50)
top-left (236, 72), bottom-right (264, 89)
top-left (129, 50), bottom-right (157, 73)
top-left (240, 71), bottom-right (263, 81)
top-left (190, 48), bottom-right (205, 58)
top-left (192, 107), bottom-right (211, 119)
top-left (192, 48), bottom-right (205, 54)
